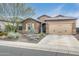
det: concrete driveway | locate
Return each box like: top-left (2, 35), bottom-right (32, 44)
top-left (38, 35), bottom-right (79, 55)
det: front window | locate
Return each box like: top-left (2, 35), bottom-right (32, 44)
top-left (18, 26), bottom-right (22, 30)
top-left (18, 24), bottom-right (22, 30)
top-left (26, 23), bottom-right (35, 33)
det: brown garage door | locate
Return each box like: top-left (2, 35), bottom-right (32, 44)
top-left (49, 24), bottom-right (72, 35)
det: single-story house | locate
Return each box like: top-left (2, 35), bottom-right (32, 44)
top-left (0, 15), bottom-right (77, 35)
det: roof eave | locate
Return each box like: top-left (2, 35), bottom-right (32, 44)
top-left (22, 18), bottom-right (41, 23)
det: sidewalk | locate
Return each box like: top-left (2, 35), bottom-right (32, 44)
top-left (0, 35), bottom-right (79, 55)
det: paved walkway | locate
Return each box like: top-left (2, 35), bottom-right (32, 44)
top-left (0, 35), bottom-right (79, 55)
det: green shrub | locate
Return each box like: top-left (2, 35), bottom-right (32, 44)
top-left (5, 24), bottom-right (16, 32)
top-left (3, 32), bottom-right (7, 36)
top-left (7, 32), bottom-right (20, 39)
top-left (39, 33), bottom-right (46, 38)
top-left (0, 33), bottom-right (3, 36)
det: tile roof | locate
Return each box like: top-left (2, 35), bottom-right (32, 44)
top-left (22, 18), bottom-right (41, 23)
top-left (45, 15), bottom-right (77, 21)
top-left (37, 15), bottom-right (51, 19)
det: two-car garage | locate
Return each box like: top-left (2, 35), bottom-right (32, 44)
top-left (48, 23), bottom-right (72, 35)
top-left (44, 15), bottom-right (77, 35)
top-left (45, 19), bottom-right (76, 35)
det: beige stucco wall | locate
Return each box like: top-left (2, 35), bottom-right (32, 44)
top-left (38, 16), bottom-right (50, 22)
top-left (22, 19), bottom-right (40, 33)
top-left (45, 20), bottom-right (76, 35)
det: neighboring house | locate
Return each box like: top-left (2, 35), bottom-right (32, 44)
top-left (0, 20), bottom-right (10, 31)
top-left (76, 28), bottom-right (79, 33)
top-left (0, 20), bottom-right (6, 31)
top-left (0, 15), bottom-right (77, 35)
top-left (0, 19), bottom-right (21, 32)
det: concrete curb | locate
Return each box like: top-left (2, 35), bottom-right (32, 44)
top-left (0, 40), bottom-right (79, 55)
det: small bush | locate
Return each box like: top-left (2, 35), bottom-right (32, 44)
top-left (7, 32), bottom-right (20, 39)
top-left (39, 33), bottom-right (46, 38)
top-left (0, 33), bottom-right (3, 36)
top-left (3, 32), bottom-right (7, 36)
top-left (5, 24), bottom-right (16, 32)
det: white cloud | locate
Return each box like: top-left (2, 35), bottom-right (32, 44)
top-left (48, 4), bottom-right (65, 16)
top-left (64, 4), bottom-right (79, 18)
top-left (65, 11), bottom-right (79, 17)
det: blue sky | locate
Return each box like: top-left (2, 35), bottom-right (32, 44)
top-left (27, 3), bottom-right (79, 27)
top-left (28, 3), bottom-right (79, 19)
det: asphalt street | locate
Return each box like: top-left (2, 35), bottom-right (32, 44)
top-left (0, 45), bottom-right (77, 56)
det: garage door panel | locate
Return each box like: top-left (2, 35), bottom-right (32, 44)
top-left (49, 24), bottom-right (72, 34)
